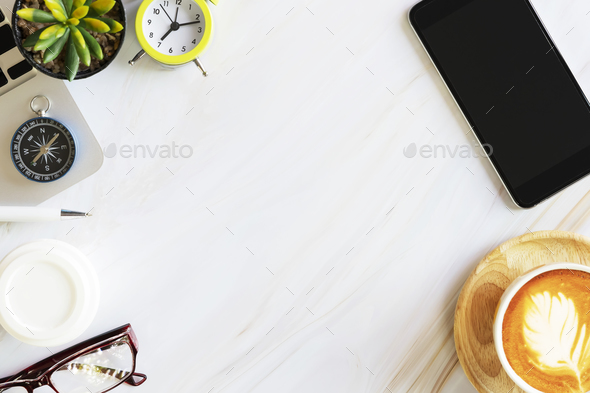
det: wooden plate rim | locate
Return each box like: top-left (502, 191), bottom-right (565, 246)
top-left (453, 230), bottom-right (590, 392)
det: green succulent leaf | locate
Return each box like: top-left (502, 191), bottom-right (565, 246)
top-left (97, 17), bottom-right (122, 33)
top-left (22, 27), bottom-right (46, 47)
top-left (73, 0), bottom-right (85, 8)
top-left (43, 27), bottom-right (70, 63)
top-left (63, 0), bottom-right (73, 15)
top-left (17, 8), bottom-right (58, 23)
top-left (56, 26), bottom-right (68, 38)
top-left (65, 35), bottom-right (80, 81)
top-left (44, 0), bottom-right (68, 21)
top-left (39, 24), bottom-right (62, 40)
top-left (71, 5), bottom-right (89, 18)
top-left (85, 7), bottom-right (98, 17)
top-left (69, 25), bottom-right (90, 66)
top-left (67, 17), bottom-right (79, 25)
top-left (89, 0), bottom-right (114, 16)
top-left (79, 17), bottom-right (110, 33)
top-left (78, 26), bottom-right (102, 59)
top-left (68, 24), bottom-right (85, 48)
top-left (34, 32), bottom-right (61, 51)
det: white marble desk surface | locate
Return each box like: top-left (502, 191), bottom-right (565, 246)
top-left (1, 0), bottom-right (590, 392)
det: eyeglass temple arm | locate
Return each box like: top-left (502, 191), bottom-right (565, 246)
top-left (0, 379), bottom-right (25, 389)
top-left (126, 373), bottom-right (147, 386)
top-left (0, 376), bottom-right (147, 390)
top-left (0, 373), bottom-right (24, 386)
top-left (0, 371), bottom-right (27, 384)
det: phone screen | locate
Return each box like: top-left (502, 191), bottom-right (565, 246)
top-left (410, 0), bottom-right (590, 207)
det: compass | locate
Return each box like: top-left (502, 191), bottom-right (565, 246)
top-left (11, 96), bottom-right (76, 182)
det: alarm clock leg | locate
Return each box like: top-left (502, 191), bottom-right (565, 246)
top-left (194, 58), bottom-right (208, 77)
top-left (129, 50), bottom-right (146, 66)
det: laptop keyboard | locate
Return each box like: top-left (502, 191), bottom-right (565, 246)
top-left (0, 68), bottom-right (7, 87)
top-left (7, 59), bottom-right (32, 79)
top-left (0, 8), bottom-right (36, 96)
top-left (0, 25), bottom-right (15, 56)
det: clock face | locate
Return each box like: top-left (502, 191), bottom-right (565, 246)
top-left (11, 117), bottom-right (76, 182)
top-left (141, 0), bottom-right (206, 56)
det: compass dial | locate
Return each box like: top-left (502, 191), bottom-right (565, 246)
top-left (11, 117), bottom-right (76, 182)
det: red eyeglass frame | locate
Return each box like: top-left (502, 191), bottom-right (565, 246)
top-left (0, 324), bottom-right (147, 393)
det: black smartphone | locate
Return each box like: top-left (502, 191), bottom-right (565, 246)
top-left (409, 0), bottom-right (590, 208)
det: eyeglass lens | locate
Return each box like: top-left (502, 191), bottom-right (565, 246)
top-left (0, 388), bottom-right (27, 392)
top-left (50, 338), bottom-right (134, 393)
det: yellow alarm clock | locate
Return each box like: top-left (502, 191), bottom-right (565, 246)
top-left (129, 0), bottom-right (215, 75)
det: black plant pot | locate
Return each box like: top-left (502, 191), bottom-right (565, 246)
top-left (11, 0), bottom-right (126, 80)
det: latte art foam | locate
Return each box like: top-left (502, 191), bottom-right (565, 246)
top-left (503, 269), bottom-right (590, 393)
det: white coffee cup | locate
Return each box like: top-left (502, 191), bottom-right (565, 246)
top-left (0, 239), bottom-right (100, 347)
top-left (493, 262), bottom-right (590, 393)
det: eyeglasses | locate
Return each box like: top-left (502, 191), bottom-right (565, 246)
top-left (0, 324), bottom-right (146, 393)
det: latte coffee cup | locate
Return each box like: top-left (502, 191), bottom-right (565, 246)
top-left (493, 263), bottom-right (590, 393)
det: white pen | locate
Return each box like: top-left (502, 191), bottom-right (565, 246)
top-left (0, 207), bottom-right (91, 222)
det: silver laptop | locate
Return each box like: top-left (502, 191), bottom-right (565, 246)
top-left (0, 1), bottom-right (103, 205)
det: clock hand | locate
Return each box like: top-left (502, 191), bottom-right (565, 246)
top-left (161, 26), bottom-right (174, 40)
top-left (178, 21), bottom-right (201, 26)
top-left (161, 8), bottom-right (180, 40)
top-left (160, 4), bottom-right (173, 23)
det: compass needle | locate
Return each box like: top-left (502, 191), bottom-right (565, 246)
top-left (32, 151), bottom-right (44, 164)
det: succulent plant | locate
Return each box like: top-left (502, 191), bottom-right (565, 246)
top-left (17, 0), bottom-right (123, 81)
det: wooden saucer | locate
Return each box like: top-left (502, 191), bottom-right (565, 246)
top-left (454, 230), bottom-right (590, 393)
